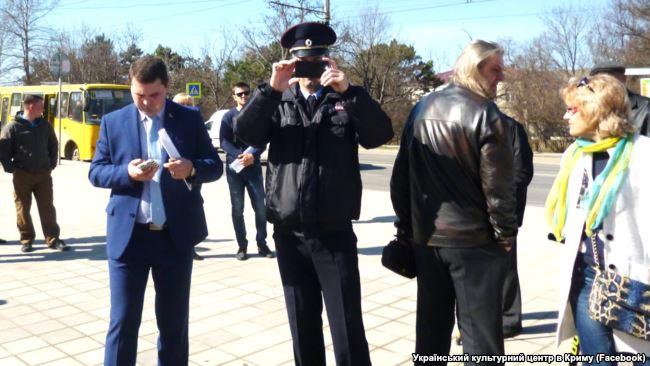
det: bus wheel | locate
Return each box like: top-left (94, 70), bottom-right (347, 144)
top-left (65, 142), bottom-right (80, 161)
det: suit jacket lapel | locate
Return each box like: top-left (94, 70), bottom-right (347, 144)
top-left (160, 100), bottom-right (174, 162)
top-left (127, 104), bottom-right (142, 160)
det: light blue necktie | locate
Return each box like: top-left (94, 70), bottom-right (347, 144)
top-left (147, 115), bottom-right (166, 226)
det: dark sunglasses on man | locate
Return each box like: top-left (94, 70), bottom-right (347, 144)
top-left (234, 90), bottom-right (251, 97)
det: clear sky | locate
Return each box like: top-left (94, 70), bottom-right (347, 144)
top-left (48, 0), bottom-right (608, 71)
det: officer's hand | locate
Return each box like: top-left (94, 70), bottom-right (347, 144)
top-left (270, 58), bottom-right (299, 92)
top-left (237, 153), bottom-right (254, 167)
top-left (164, 158), bottom-right (193, 179)
top-left (321, 57), bottom-right (349, 94)
top-left (128, 158), bottom-right (157, 181)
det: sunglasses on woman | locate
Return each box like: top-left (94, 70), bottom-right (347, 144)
top-left (577, 77), bottom-right (595, 93)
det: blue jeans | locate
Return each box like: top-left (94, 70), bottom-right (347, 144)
top-left (569, 260), bottom-right (650, 366)
top-left (226, 164), bottom-right (267, 249)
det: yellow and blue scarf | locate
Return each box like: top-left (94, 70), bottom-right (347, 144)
top-left (545, 134), bottom-right (634, 241)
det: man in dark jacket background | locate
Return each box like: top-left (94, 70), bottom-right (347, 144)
top-left (0, 94), bottom-right (67, 253)
top-left (220, 81), bottom-right (273, 261)
top-left (501, 113), bottom-right (534, 338)
top-left (590, 62), bottom-right (650, 136)
top-left (391, 40), bottom-right (517, 363)
top-left (235, 22), bottom-right (393, 366)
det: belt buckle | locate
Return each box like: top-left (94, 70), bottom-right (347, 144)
top-left (148, 223), bottom-right (164, 231)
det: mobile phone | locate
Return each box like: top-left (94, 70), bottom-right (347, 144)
top-left (137, 159), bottom-right (158, 171)
top-left (294, 61), bottom-right (328, 78)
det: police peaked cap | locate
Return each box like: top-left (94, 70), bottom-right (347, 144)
top-left (280, 22), bottom-right (337, 57)
top-left (590, 61), bottom-right (626, 76)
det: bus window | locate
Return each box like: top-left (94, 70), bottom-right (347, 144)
top-left (60, 92), bottom-right (69, 118)
top-left (1, 97), bottom-right (9, 128)
top-left (45, 95), bottom-right (56, 124)
top-left (69, 92), bottom-right (83, 122)
top-left (86, 89), bottom-right (133, 124)
top-left (10, 93), bottom-right (21, 117)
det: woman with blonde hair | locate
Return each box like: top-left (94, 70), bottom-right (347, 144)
top-left (546, 73), bottom-right (650, 361)
top-left (172, 93), bottom-right (194, 107)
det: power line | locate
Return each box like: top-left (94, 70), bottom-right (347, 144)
top-left (392, 8), bottom-right (590, 26)
top-left (268, 1), bottom-right (326, 14)
top-left (56, 0), bottom-right (253, 30)
top-left (58, 0), bottom-right (234, 10)
top-left (140, 0), bottom-right (252, 23)
top-left (336, 0), bottom-right (496, 20)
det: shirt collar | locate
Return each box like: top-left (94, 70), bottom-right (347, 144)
top-left (299, 86), bottom-right (324, 100)
top-left (138, 103), bottom-right (166, 123)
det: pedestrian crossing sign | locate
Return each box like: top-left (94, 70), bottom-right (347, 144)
top-left (186, 82), bottom-right (202, 98)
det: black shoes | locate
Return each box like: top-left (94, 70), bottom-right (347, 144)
top-left (258, 245), bottom-right (275, 258)
top-left (0, 238), bottom-right (6, 244)
top-left (18, 238), bottom-right (69, 252)
top-left (236, 248), bottom-right (248, 261)
top-left (48, 239), bottom-right (69, 251)
top-left (21, 242), bottom-right (33, 253)
top-left (503, 325), bottom-right (522, 339)
top-left (236, 245), bottom-right (274, 260)
top-left (192, 249), bottom-right (204, 261)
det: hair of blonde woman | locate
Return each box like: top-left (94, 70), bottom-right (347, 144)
top-left (172, 93), bottom-right (194, 107)
top-left (449, 39), bottom-right (504, 99)
top-left (560, 74), bottom-right (634, 139)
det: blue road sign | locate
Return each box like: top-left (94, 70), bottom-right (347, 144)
top-left (186, 82), bottom-right (202, 98)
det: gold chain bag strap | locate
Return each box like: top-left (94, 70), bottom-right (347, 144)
top-left (587, 232), bottom-right (650, 340)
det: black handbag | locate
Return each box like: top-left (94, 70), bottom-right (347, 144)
top-left (587, 232), bottom-right (650, 340)
top-left (381, 238), bottom-right (416, 279)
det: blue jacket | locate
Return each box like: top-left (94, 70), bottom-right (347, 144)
top-left (89, 100), bottom-right (223, 259)
top-left (220, 107), bottom-right (265, 165)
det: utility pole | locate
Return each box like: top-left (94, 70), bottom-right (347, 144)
top-left (268, 1), bottom-right (330, 24)
top-left (324, 0), bottom-right (330, 25)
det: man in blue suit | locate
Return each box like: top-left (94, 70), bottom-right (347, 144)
top-left (89, 56), bottom-right (222, 366)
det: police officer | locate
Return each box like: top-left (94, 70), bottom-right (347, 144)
top-left (234, 22), bottom-right (393, 366)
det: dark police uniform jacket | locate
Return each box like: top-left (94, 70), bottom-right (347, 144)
top-left (235, 83), bottom-right (393, 227)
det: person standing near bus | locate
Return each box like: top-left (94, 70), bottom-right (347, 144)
top-left (0, 94), bottom-right (68, 253)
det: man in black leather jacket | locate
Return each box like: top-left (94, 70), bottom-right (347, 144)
top-left (235, 22), bottom-right (393, 366)
top-left (590, 62), bottom-right (650, 136)
top-left (391, 40), bottom-right (517, 363)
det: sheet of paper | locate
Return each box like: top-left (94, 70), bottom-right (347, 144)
top-left (158, 128), bottom-right (192, 191)
top-left (229, 146), bottom-right (257, 173)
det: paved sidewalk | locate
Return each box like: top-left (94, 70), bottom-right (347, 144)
top-left (0, 161), bottom-right (566, 365)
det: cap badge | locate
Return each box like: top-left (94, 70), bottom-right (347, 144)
top-left (305, 39), bottom-right (312, 47)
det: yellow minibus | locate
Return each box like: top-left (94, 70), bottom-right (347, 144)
top-left (0, 83), bottom-right (132, 161)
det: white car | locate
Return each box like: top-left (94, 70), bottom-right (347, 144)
top-left (204, 109), bottom-right (229, 150)
top-left (204, 109), bottom-right (268, 162)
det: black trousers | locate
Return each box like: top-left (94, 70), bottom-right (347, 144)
top-left (273, 224), bottom-right (371, 366)
top-left (414, 243), bottom-right (508, 366)
top-left (502, 238), bottom-right (522, 333)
